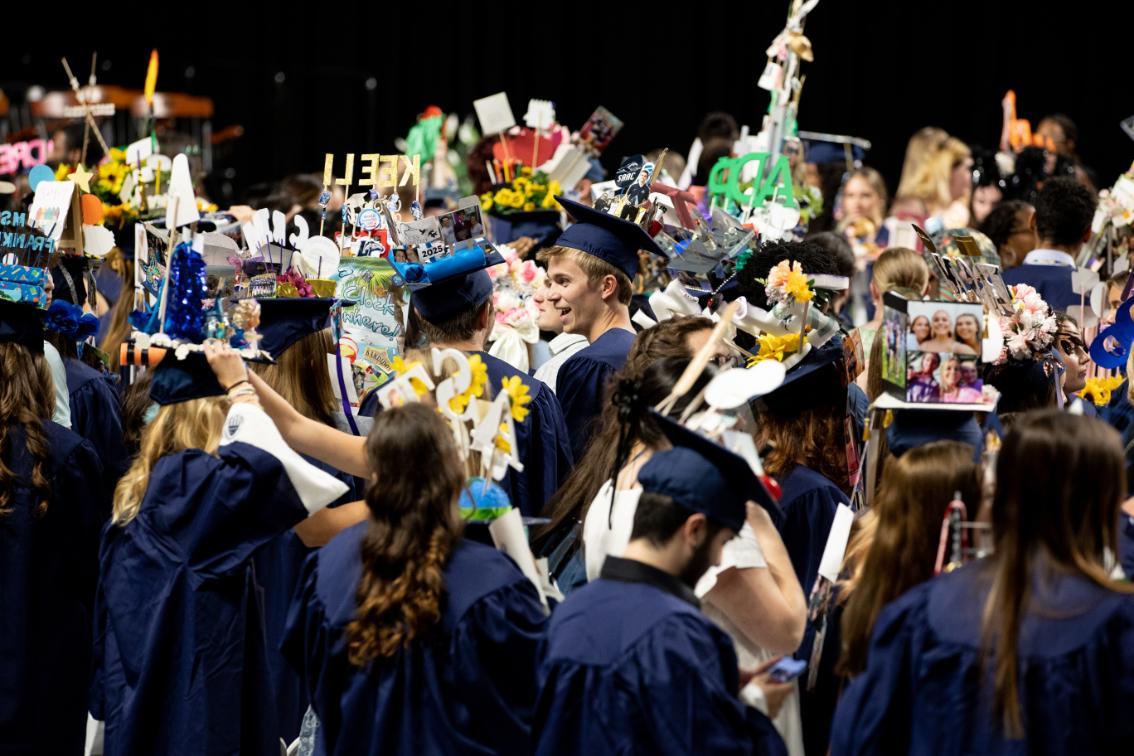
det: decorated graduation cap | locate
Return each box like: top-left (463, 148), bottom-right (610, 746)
top-left (149, 350), bottom-right (226, 406)
top-left (555, 196), bottom-right (666, 278)
top-left (43, 300), bottom-right (98, 343)
top-left (0, 299), bottom-right (46, 353)
top-left (403, 245), bottom-right (506, 322)
top-left (638, 411), bottom-right (777, 532)
top-left (256, 297), bottom-right (335, 356)
top-left (753, 339), bottom-right (847, 415)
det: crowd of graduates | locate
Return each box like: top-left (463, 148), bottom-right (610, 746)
top-left (5, 62), bottom-right (1134, 756)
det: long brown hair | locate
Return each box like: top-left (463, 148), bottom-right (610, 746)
top-left (346, 403), bottom-right (466, 666)
top-left (534, 354), bottom-right (714, 548)
top-left (0, 343), bottom-right (55, 514)
top-left (982, 411), bottom-right (1134, 736)
top-left (98, 247), bottom-right (136, 368)
top-left (838, 441), bottom-right (982, 677)
top-left (251, 328), bottom-right (338, 426)
top-left (760, 402), bottom-right (851, 494)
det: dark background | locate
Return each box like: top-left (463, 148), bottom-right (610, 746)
top-left (4, 1), bottom-right (1131, 200)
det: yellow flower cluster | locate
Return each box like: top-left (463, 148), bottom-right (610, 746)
top-left (390, 356), bottom-right (431, 397)
top-left (766, 259), bottom-right (814, 304)
top-left (501, 375), bottom-right (532, 423)
top-left (449, 354), bottom-right (489, 414)
top-left (481, 172), bottom-right (562, 215)
top-left (747, 332), bottom-right (803, 366)
top-left (1078, 375), bottom-right (1125, 407)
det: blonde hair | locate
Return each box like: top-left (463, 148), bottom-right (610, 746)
top-left (112, 396), bottom-right (228, 525)
top-left (538, 245), bottom-right (633, 305)
top-left (896, 127), bottom-right (949, 199)
top-left (899, 136), bottom-right (971, 215)
top-left (872, 247), bottom-right (929, 299)
top-left (251, 329), bottom-right (337, 426)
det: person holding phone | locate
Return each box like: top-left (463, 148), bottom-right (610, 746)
top-left (533, 414), bottom-right (789, 755)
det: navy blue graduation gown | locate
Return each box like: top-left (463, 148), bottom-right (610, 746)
top-left (65, 357), bottom-right (130, 486)
top-left (254, 456), bottom-right (362, 745)
top-left (1002, 264), bottom-right (1078, 313)
top-left (830, 560), bottom-right (1134, 755)
top-left (478, 351), bottom-right (573, 517)
top-left (92, 407), bottom-right (348, 756)
top-left (282, 524), bottom-right (547, 755)
top-left (1103, 380), bottom-right (1134, 496)
top-left (777, 464), bottom-right (849, 598)
top-left (534, 556), bottom-right (787, 755)
top-left (1, 422), bottom-right (106, 754)
top-left (775, 465), bottom-right (848, 754)
top-left (555, 328), bottom-right (635, 461)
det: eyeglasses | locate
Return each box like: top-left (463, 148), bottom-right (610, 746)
top-left (1057, 333), bottom-right (1087, 356)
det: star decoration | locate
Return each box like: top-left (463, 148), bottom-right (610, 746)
top-left (67, 164), bottom-right (93, 193)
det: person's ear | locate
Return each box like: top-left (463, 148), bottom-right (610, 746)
top-left (601, 273), bottom-right (618, 302)
top-left (869, 280), bottom-right (879, 301)
top-left (1028, 212), bottom-right (1037, 232)
top-left (683, 512), bottom-right (708, 548)
top-left (477, 302), bottom-right (493, 331)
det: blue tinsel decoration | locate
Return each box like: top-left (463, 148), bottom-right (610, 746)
top-left (162, 242), bottom-right (208, 341)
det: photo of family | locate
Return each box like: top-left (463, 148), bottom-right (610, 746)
top-left (906, 301), bottom-right (983, 356)
top-left (439, 206), bottom-right (486, 247)
top-left (905, 352), bottom-right (990, 404)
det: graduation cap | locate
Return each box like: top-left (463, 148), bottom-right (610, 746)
top-left (256, 297), bottom-right (335, 356)
top-left (555, 196), bottom-right (666, 279)
top-left (640, 410), bottom-right (780, 532)
top-left (799, 131), bottom-right (870, 167)
top-left (486, 209), bottom-right (563, 250)
top-left (886, 408), bottom-right (983, 458)
top-left (149, 350), bottom-right (226, 406)
top-left (407, 246), bottom-right (506, 322)
top-left (0, 299), bottom-right (46, 353)
top-left (754, 339), bottom-right (846, 413)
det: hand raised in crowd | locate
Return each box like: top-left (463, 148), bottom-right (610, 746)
top-left (203, 339), bottom-right (248, 391)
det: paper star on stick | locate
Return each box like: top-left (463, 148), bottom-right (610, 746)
top-left (67, 164), bottom-right (93, 193)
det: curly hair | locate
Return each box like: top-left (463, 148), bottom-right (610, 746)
top-left (0, 343), bottom-right (55, 514)
top-left (346, 403), bottom-right (466, 666)
top-left (1034, 176), bottom-right (1096, 246)
top-left (979, 200), bottom-right (1032, 251)
top-left (760, 401), bottom-right (850, 494)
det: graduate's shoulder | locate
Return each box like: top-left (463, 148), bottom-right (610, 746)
top-left (313, 529), bottom-right (532, 627)
top-left (42, 419), bottom-right (98, 467)
top-left (546, 579), bottom-right (713, 663)
top-left (478, 350), bottom-right (553, 399)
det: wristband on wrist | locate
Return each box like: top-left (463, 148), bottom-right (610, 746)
top-left (224, 378), bottom-right (251, 392)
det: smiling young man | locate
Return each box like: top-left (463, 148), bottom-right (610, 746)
top-left (539, 197), bottom-right (666, 460)
top-left (406, 248), bottom-right (574, 516)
